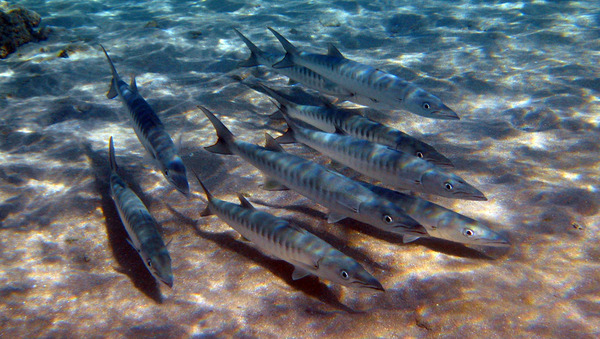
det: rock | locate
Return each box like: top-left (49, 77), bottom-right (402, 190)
top-left (0, 2), bottom-right (49, 58)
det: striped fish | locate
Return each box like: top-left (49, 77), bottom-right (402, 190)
top-left (258, 84), bottom-right (453, 168)
top-left (101, 45), bottom-right (189, 195)
top-left (108, 137), bottom-right (173, 287)
top-left (268, 27), bottom-right (459, 120)
top-left (198, 105), bottom-right (427, 237)
top-left (234, 28), bottom-right (352, 98)
top-left (193, 173), bottom-right (384, 290)
top-left (361, 182), bottom-right (510, 247)
top-left (277, 115), bottom-right (486, 201)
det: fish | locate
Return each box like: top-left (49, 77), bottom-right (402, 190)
top-left (361, 182), bottom-right (510, 247)
top-left (193, 172), bottom-right (384, 290)
top-left (100, 45), bottom-right (189, 195)
top-left (198, 105), bottom-right (427, 237)
top-left (267, 27), bottom-right (459, 120)
top-left (108, 137), bottom-right (174, 287)
top-left (234, 28), bottom-right (353, 98)
top-left (276, 113), bottom-right (486, 201)
top-left (257, 83), bottom-right (453, 168)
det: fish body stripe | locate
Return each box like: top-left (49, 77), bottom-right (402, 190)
top-left (207, 198), bottom-right (339, 266)
top-left (109, 172), bottom-right (169, 261)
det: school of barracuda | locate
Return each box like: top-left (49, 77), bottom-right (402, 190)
top-left (100, 27), bottom-right (510, 293)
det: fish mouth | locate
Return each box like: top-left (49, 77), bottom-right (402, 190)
top-left (482, 237), bottom-right (511, 248)
top-left (453, 191), bottom-right (488, 201)
top-left (402, 225), bottom-right (429, 236)
top-left (352, 280), bottom-right (385, 292)
top-left (429, 158), bottom-right (454, 169)
top-left (157, 275), bottom-right (174, 288)
top-left (431, 109), bottom-right (460, 120)
top-left (170, 177), bottom-right (190, 196)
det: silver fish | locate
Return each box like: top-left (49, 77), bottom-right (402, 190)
top-left (101, 45), bottom-right (189, 195)
top-left (361, 182), bottom-right (510, 247)
top-left (277, 114), bottom-right (486, 201)
top-left (268, 27), bottom-right (459, 120)
top-left (108, 137), bottom-right (173, 287)
top-left (198, 105), bottom-right (427, 237)
top-left (193, 172), bottom-right (384, 290)
top-left (234, 28), bottom-right (352, 98)
top-left (258, 84), bottom-right (453, 168)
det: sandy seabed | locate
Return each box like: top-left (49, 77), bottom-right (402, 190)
top-left (0, 0), bottom-right (599, 337)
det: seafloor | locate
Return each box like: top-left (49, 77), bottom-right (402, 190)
top-left (1, 0), bottom-right (599, 337)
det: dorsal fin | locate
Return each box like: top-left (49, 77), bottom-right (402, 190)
top-left (237, 194), bottom-right (255, 209)
top-left (108, 136), bottom-right (118, 172)
top-left (264, 133), bottom-right (284, 152)
top-left (327, 43), bottom-right (344, 59)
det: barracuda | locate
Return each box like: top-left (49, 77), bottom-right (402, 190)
top-left (258, 84), bottom-right (453, 168)
top-left (193, 172), bottom-right (384, 290)
top-left (198, 105), bottom-right (427, 237)
top-left (361, 182), bottom-right (510, 247)
top-left (108, 137), bottom-right (174, 287)
top-left (277, 114), bottom-right (486, 201)
top-left (268, 27), bottom-right (459, 120)
top-left (101, 45), bottom-right (189, 195)
top-left (234, 28), bottom-right (352, 98)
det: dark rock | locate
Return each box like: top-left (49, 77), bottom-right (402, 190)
top-left (0, 3), bottom-right (49, 58)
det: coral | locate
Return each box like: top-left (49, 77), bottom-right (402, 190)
top-left (0, 2), bottom-right (49, 58)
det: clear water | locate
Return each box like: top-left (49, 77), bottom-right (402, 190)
top-left (1, 0), bottom-right (598, 337)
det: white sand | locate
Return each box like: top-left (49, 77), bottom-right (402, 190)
top-left (0, 0), bottom-right (598, 337)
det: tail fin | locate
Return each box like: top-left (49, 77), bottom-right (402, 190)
top-left (267, 27), bottom-right (299, 55)
top-left (198, 105), bottom-right (235, 155)
top-left (191, 169), bottom-right (214, 217)
top-left (233, 28), bottom-right (263, 67)
top-left (268, 27), bottom-right (298, 69)
top-left (108, 136), bottom-right (118, 172)
top-left (100, 44), bottom-right (119, 99)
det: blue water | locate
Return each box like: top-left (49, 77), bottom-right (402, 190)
top-left (1, 0), bottom-right (598, 337)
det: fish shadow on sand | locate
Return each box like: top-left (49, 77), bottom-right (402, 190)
top-left (83, 142), bottom-right (164, 303)
top-left (165, 204), bottom-right (363, 314)
top-left (252, 198), bottom-right (495, 260)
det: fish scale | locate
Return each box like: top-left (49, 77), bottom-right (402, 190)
top-left (279, 115), bottom-right (487, 201)
top-left (194, 173), bottom-right (384, 290)
top-left (198, 105), bottom-right (428, 236)
top-left (256, 83), bottom-right (454, 167)
top-left (233, 28), bottom-right (352, 98)
top-left (268, 27), bottom-right (459, 120)
top-left (108, 137), bottom-right (173, 288)
top-left (101, 45), bottom-right (189, 195)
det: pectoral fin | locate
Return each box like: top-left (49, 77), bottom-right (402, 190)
top-left (262, 177), bottom-right (288, 191)
top-left (336, 196), bottom-right (360, 214)
top-left (402, 235), bottom-right (421, 244)
top-left (327, 212), bottom-right (347, 223)
top-left (292, 266), bottom-right (311, 280)
top-left (126, 238), bottom-right (140, 253)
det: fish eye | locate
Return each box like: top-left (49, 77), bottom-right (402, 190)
top-left (383, 215), bottom-right (393, 224)
top-left (147, 259), bottom-right (152, 267)
top-left (416, 151), bottom-right (424, 158)
top-left (340, 270), bottom-right (349, 280)
top-left (164, 169), bottom-right (169, 176)
top-left (444, 182), bottom-right (453, 191)
top-left (463, 228), bottom-right (475, 237)
top-left (422, 102), bottom-right (431, 110)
